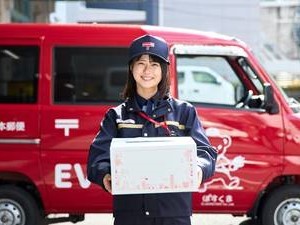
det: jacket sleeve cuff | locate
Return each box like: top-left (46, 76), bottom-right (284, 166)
top-left (88, 162), bottom-right (111, 190)
top-left (196, 156), bottom-right (215, 182)
top-left (98, 167), bottom-right (111, 191)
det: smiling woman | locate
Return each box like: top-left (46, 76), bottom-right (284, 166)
top-left (131, 54), bottom-right (163, 99)
top-left (87, 34), bottom-right (217, 225)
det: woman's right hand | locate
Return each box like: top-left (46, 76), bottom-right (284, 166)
top-left (103, 174), bottom-right (112, 193)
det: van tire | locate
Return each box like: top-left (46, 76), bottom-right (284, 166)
top-left (0, 185), bottom-right (45, 225)
top-left (261, 184), bottom-right (300, 225)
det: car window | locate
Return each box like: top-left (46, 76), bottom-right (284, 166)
top-left (53, 47), bottom-right (128, 104)
top-left (193, 71), bottom-right (217, 84)
top-left (0, 46), bottom-right (39, 103)
top-left (177, 72), bottom-right (185, 84)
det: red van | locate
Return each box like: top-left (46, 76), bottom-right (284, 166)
top-left (0, 23), bottom-right (299, 225)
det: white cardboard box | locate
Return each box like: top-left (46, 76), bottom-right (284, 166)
top-left (110, 137), bottom-right (198, 195)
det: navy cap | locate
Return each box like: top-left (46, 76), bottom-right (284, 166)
top-left (129, 34), bottom-right (169, 64)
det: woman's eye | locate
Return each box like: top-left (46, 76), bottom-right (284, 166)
top-left (137, 62), bottom-right (145, 66)
top-left (151, 63), bottom-right (160, 67)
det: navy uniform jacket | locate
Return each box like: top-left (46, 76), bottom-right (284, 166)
top-left (87, 95), bottom-right (217, 217)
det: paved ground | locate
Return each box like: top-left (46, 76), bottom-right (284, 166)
top-left (55, 213), bottom-right (251, 225)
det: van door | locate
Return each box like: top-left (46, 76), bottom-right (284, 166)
top-left (173, 45), bottom-right (284, 212)
top-left (40, 45), bottom-right (128, 212)
top-left (0, 39), bottom-right (42, 187)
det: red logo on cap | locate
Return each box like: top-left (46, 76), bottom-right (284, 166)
top-left (142, 42), bottom-right (155, 50)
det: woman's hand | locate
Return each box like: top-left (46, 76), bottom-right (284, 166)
top-left (197, 167), bottom-right (203, 188)
top-left (103, 174), bottom-right (112, 193)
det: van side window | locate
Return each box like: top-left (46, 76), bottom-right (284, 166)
top-left (53, 47), bottom-right (128, 104)
top-left (0, 46), bottom-right (39, 103)
top-left (176, 56), bottom-right (242, 106)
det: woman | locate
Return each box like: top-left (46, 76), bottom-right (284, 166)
top-left (87, 34), bottom-right (217, 225)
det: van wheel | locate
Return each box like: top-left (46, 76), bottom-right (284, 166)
top-left (261, 185), bottom-right (300, 225)
top-left (0, 185), bottom-right (45, 225)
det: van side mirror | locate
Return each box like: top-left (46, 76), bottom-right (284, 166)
top-left (263, 83), bottom-right (279, 114)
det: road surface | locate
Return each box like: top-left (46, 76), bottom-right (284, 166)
top-left (54, 213), bottom-right (251, 225)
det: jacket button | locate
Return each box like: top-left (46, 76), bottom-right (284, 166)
top-left (153, 114), bottom-right (156, 118)
top-left (145, 211), bottom-right (150, 216)
top-left (144, 133), bottom-right (148, 137)
top-left (167, 108), bottom-right (171, 112)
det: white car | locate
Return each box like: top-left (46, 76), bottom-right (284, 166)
top-left (177, 66), bottom-right (235, 104)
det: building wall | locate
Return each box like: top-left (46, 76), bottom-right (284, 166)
top-left (0, 0), bottom-right (13, 22)
top-left (260, 2), bottom-right (300, 58)
top-left (161, 0), bottom-right (260, 51)
top-left (50, 1), bottom-right (145, 24)
top-left (0, 0), bottom-right (54, 22)
top-left (30, 1), bottom-right (54, 23)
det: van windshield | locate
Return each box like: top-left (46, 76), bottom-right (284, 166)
top-left (268, 72), bottom-right (300, 113)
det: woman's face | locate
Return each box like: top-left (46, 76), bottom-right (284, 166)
top-left (131, 54), bottom-right (162, 97)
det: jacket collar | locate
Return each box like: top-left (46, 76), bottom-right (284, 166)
top-left (124, 97), bottom-right (140, 113)
top-left (125, 95), bottom-right (174, 117)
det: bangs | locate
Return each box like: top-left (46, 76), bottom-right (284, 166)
top-left (131, 54), bottom-right (165, 64)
